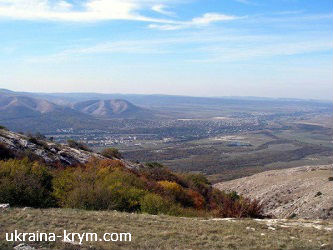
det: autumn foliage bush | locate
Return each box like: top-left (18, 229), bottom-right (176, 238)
top-left (0, 156), bottom-right (263, 218)
top-left (0, 158), bottom-right (55, 207)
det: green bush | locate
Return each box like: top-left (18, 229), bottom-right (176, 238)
top-left (101, 147), bottom-right (122, 159)
top-left (0, 158), bottom-right (55, 207)
top-left (140, 193), bottom-right (171, 215)
top-left (183, 173), bottom-right (211, 191)
top-left (0, 125), bottom-right (8, 130)
top-left (53, 161), bottom-right (146, 211)
top-left (67, 139), bottom-right (91, 152)
top-left (158, 180), bottom-right (194, 207)
top-left (140, 162), bottom-right (186, 186)
top-left (107, 183), bottom-right (145, 211)
top-left (228, 191), bottom-right (240, 201)
top-left (102, 169), bottom-right (145, 189)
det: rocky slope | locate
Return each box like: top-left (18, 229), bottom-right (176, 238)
top-left (215, 165), bottom-right (333, 219)
top-left (0, 128), bottom-right (138, 168)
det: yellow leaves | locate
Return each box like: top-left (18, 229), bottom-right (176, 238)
top-left (158, 180), bottom-right (183, 194)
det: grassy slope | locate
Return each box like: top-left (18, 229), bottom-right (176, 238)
top-left (0, 208), bottom-right (332, 250)
top-left (214, 165), bottom-right (333, 219)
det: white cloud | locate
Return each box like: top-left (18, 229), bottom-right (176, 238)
top-left (152, 4), bottom-right (175, 16)
top-left (26, 39), bottom-right (176, 63)
top-left (149, 12), bottom-right (238, 30)
top-left (28, 30), bottom-right (332, 64)
top-left (0, 0), bottom-right (238, 30)
top-left (191, 13), bottom-right (237, 24)
top-left (0, 0), bottom-right (176, 22)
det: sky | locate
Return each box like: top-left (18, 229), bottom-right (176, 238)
top-left (0, 0), bottom-right (332, 100)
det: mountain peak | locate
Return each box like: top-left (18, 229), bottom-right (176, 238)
top-left (72, 99), bottom-right (148, 118)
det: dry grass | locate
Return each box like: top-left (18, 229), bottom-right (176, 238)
top-left (214, 165), bottom-right (333, 219)
top-left (0, 208), bottom-right (332, 250)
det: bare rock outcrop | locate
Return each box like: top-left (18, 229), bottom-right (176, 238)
top-left (0, 129), bottom-right (105, 165)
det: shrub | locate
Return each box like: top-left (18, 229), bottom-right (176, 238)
top-left (0, 155), bottom-right (264, 218)
top-left (182, 173), bottom-right (211, 197)
top-left (315, 191), bottom-right (322, 197)
top-left (0, 143), bottom-right (15, 160)
top-left (102, 169), bottom-right (145, 190)
top-left (53, 159), bottom-right (146, 211)
top-left (210, 188), bottom-right (263, 218)
top-left (67, 139), bottom-right (91, 152)
top-left (158, 180), bottom-right (183, 194)
top-left (101, 147), bottom-right (122, 159)
top-left (0, 125), bottom-right (8, 130)
top-left (34, 132), bottom-right (46, 140)
top-left (187, 189), bottom-right (205, 209)
top-left (140, 162), bottom-right (186, 186)
top-left (28, 136), bottom-right (39, 144)
top-left (158, 181), bottom-right (193, 207)
top-left (145, 162), bottom-right (164, 169)
top-left (27, 135), bottom-right (49, 150)
top-left (140, 193), bottom-right (170, 215)
top-left (0, 158), bottom-right (55, 207)
top-left (228, 191), bottom-right (240, 201)
top-left (140, 193), bottom-right (199, 217)
top-left (183, 173), bottom-right (210, 188)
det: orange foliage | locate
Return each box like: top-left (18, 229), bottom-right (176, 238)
top-left (187, 189), bottom-right (205, 209)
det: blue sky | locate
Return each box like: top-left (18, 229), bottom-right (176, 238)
top-left (0, 0), bottom-right (332, 100)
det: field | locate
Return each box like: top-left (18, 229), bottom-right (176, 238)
top-left (0, 208), bottom-right (332, 250)
top-left (36, 99), bottom-right (333, 183)
top-left (121, 114), bottom-right (333, 182)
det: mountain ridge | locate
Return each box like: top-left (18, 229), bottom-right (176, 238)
top-left (72, 99), bottom-right (151, 118)
top-left (0, 90), bottom-right (154, 132)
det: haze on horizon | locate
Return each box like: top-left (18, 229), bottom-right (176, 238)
top-left (0, 0), bottom-right (332, 100)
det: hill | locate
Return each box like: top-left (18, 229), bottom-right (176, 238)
top-left (0, 128), bottom-right (104, 165)
top-left (0, 91), bottom-right (99, 132)
top-left (0, 129), bottom-right (332, 249)
top-left (0, 128), bottom-right (139, 167)
top-left (214, 165), bottom-right (333, 219)
top-left (0, 91), bottom-right (61, 118)
top-left (0, 90), bottom-right (154, 132)
top-left (0, 127), bottom-right (263, 219)
top-left (72, 99), bottom-right (153, 118)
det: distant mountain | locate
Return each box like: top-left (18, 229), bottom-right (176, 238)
top-left (1, 89), bottom-right (332, 110)
top-left (4, 88), bottom-right (331, 108)
top-left (72, 99), bottom-right (151, 118)
top-left (0, 91), bottom-right (62, 119)
top-left (0, 90), bottom-right (156, 132)
top-left (0, 91), bottom-right (99, 132)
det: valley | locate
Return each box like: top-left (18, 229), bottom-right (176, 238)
top-left (1, 89), bottom-right (332, 183)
